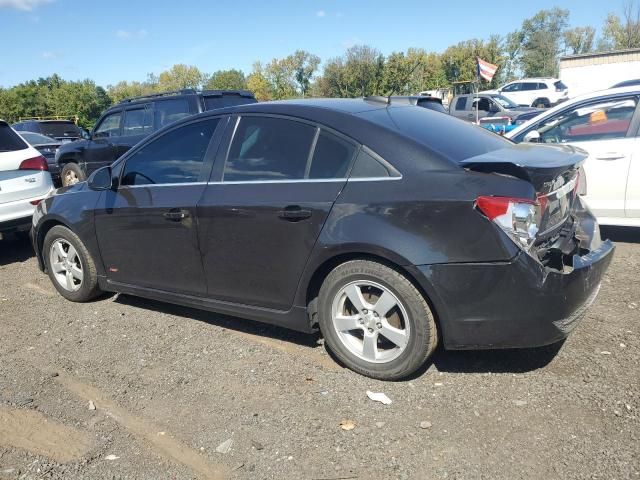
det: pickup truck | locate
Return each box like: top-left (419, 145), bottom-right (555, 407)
top-left (449, 93), bottom-right (542, 126)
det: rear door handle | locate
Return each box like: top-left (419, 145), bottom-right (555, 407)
top-left (596, 153), bottom-right (625, 161)
top-left (163, 209), bottom-right (190, 221)
top-left (278, 206), bottom-right (312, 222)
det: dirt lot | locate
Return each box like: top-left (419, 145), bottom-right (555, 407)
top-left (0, 228), bottom-right (638, 480)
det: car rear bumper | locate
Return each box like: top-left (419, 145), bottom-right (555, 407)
top-left (0, 189), bottom-right (53, 230)
top-left (412, 208), bottom-right (614, 350)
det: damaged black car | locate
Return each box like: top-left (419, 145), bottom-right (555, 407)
top-left (31, 98), bottom-right (614, 380)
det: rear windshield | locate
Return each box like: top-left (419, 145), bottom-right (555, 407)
top-left (204, 95), bottom-right (257, 111)
top-left (358, 106), bottom-right (511, 163)
top-left (19, 132), bottom-right (57, 145)
top-left (39, 121), bottom-right (81, 138)
top-left (416, 99), bottom-right (446, 114)
top-left (0, 124), bottom-right (28, 152)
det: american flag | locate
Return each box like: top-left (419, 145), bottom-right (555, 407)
top-left (476, 57), bottom-right (498, 82)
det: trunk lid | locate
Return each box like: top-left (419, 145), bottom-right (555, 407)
top-left (461, 143), bottom-right (586, 238)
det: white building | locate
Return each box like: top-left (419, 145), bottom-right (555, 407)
top-left (559, 48), bottom-right (640, 98)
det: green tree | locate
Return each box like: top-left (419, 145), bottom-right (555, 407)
top-left (518, 8), bottom-right (570, 77)
top-left (246, 62), bottom-right (274, 101)
top-left (264, 57), bottom-right (297, 99)
top-left (205, 69), bottom-right (246, 90)
top-left (157, 64), bottom-right (206, 91)
top-left (289, 50), bottom-right (321, 97)
top-left (564, 26), bottom-right (596, 54)
top-left (599, 2), bottom-right (640, 50)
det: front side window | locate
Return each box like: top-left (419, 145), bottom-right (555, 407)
top-left (121, 119), bottom-right (219, 186)
top-left (123, 106), bottom-right (153, 137)
top-left (536, 97), bottom-right (638, 144)
top-left (155, 99), bottom-right (191, 128)
top-left (223, 116), bottom-right (316, 181)
top-left (94, 112), bottom-right (122, 138)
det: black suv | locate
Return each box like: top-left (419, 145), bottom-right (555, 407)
top-left (12, 119), bottom-right (84, 143)
top-left (54, 89), bottom-right (256, 186)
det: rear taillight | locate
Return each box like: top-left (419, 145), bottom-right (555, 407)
top-left (476, 196), bottom-right (540, 250)
top-left (19, 155), bottom-right (49, 171)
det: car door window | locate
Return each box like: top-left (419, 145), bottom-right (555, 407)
top-left (455, 97), bottom-right (468, 110)
top-left (537, 97), bottom-right (638, 144)
top-left (121, 119), bottom-right (219, 186)
top-left (223, 116), bottom-right (316, 181)
top-left (502, 83), bottom-right (520, 92)
top-left (537, 83), bottom-right (548, 90)
top-left (123, 106), bottom-right (153, 136)
top-left (94, 112), bottom-right (122, 138)
top-left (521, 83), bottom-right (537, 91)
top-left (475, 98), bottom-right (491, 111)
top-left (308, 130), bottom-right (357, 179)
top-left (155, 99), bottom-right (191, 128)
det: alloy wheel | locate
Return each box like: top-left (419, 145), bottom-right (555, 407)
top-left (49, 239), bottom-right (84, 292)
top-left (331, 280), bottom-right (411, 363)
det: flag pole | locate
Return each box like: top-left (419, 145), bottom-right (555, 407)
top-left (475, 57), bottom-right (479, 125)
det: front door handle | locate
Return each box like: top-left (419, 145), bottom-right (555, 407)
top-left (278, 206), bottom-right (312, 222)
top-left (596, 153), bottom-right (625, 161)
top-left (163, 209), bottom-right (190, 221)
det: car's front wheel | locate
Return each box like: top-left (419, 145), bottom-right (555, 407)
top-left (44, 225), bottom-right (101, 302)
top-left (318, 260), bottom-right (438, 380)
top-left (61, 163), bottom-right (85, 187)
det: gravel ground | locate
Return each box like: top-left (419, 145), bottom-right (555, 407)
top-left (0, 227), bottom-right (638, 480)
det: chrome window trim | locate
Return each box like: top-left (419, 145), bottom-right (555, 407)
top-left (118, 181), bottom-right (207, 189)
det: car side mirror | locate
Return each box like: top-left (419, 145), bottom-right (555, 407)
top-left (523, 130), bottom-right (541, 143)
top-left (88, 166), bottom-right (113, 190)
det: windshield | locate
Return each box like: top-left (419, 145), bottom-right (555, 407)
top-left (492, 95), bottom-right (518, 109)
top-left (19, 132), bottom-right (58, 145)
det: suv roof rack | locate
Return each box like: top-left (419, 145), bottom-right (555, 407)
top-left (363, 95), bottom-right (391, 104)
top-left (118, 89), bottom-right (198, 104)
top-left (18, 115), bottom-right (79, 124)
top-left (201, 89), bottom-right (255, 98)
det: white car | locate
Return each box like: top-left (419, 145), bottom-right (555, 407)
top-left (0, 120), bottom-right (55, 238)
top-left (507, 85), bottom-right (640, 227)
top-left (483, 78), bottom-right (569, 108)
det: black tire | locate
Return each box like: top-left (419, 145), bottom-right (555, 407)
top-left (43, 225), bottom-right (101, 302)
top-left (61, 162), bottom-right (85, 187)
top-left (318, 260), bottom-right (438, 380)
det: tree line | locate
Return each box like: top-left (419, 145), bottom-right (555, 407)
top-left (1, 4), bottom-right (639, 129)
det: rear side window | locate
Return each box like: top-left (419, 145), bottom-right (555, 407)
top-left (223, 116), bottom-right (316, 181)
top-left (537, 83), bottom-right (548, 90)
top-left (454, 97), bottom-right (467, 110)
top-left (554, 80), bottom-right (568, 90)
top-left (121, 119), bottom-right (219, 186)
top-left (521, 83), bottom-right (538, 91)
top-left (123, 106), bottom-right (153, 137)
top-left (350, 149), bottom-right (397, 178)
top-left (0, 124), bottom-right (28, 152)
top-left (308, 131), bottom-right (356, 179)
top-left (155, 99), bottom-right (191, 128)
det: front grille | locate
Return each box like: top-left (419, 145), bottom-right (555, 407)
top-left (552, 283), bottom-right (601, 334)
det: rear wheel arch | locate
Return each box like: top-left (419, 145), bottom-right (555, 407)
top-left (532, 97), bottom-right (550, 108)
top-left (304, 252), bottom-right (442, 339)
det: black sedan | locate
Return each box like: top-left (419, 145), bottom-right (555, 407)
top-left (18, 132), bottom-right (62, 185)
top-left (30, 99), bottom-right (614, 380)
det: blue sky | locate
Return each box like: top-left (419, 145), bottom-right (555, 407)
top-left (0, 0), bottom-right (622, 88)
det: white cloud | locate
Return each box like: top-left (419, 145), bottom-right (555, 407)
top-left (116, 29), bottom-right (148, 40)
top-left (0, 0), bottom-right (51, 11)
top-left (316, 9), bottom-right (325, 17)
top-left (41, 51), bottom-right (57, 59)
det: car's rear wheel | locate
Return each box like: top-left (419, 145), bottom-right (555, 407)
top-left (44, 225), bottom-right (101, 302)
top-left (61, 163), bottom-right (85, 187)
top-left (533, 98), bottom-right (550, 108)
top-left (318, 260), bottom-right (438, 380)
